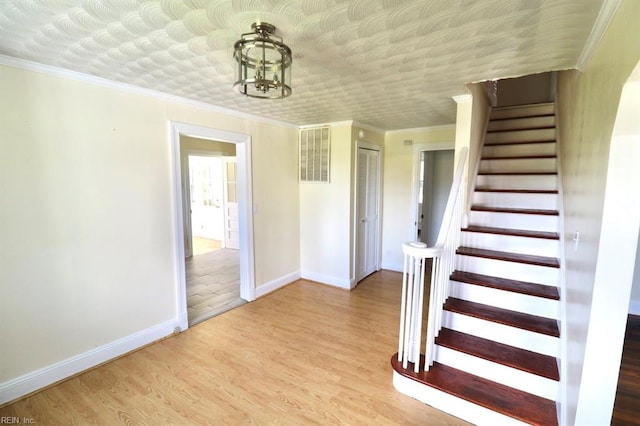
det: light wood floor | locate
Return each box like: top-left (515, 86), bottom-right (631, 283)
top-left (0, 271), bottom-right (469, 425)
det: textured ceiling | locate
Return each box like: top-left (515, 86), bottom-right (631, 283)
top-left (0, 0), bottom-right (605, 130)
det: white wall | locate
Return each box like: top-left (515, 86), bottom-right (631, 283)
top-left (555, 0), bottom-right (640, 422)
top-left (0, 63), bottom-right (299, 399)
top-left (574, 65), bottom-right (640, 425)
top-left (299, 124), bottom-right (353, 288)
top-left (381, 126), bottom-right (456, 271)
top-left (299, 123), bottom-right (384, 289)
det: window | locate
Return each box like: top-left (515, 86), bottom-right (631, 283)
top-left (299, 126), bottom-right (330, 182)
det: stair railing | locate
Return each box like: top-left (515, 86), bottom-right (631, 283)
top-left (397, 146), bottom-right (468, 372)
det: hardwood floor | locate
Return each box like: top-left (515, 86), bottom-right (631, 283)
top-left (0, 271), bottom-right (469, 425)
top-left (612, 314), bottom-right (640, 425)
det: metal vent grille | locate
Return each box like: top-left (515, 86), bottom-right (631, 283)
top-left (299, 126), bottom-right (330, 183)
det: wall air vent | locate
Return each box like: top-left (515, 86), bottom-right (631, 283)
top-left (299, 126), bottom-right (330, 183)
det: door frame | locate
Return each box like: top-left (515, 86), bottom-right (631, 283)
top-left (353, 141), bottom-right (383, 285)
top-left (170, 122), bottom-right (255, 331)
top-left (409, 141), bottom-right (454, 241)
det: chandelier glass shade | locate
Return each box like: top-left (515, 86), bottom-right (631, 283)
top-left (233, 22), bottom-right (292, 99)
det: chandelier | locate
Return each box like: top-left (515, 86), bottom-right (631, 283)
top-left (233, 22), bottom-right (292, 99)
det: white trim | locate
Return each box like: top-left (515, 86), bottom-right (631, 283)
top-left (170, 122), bottom-right (256, 331)
top-left (555, 104), bottom-right (569, 426)
top-left (352, 121), bottom-right (386, 135)
top-left (392, 372), bottom-right (528, 426)
top-left (453, 93), bottom-right (473, 104)
top-left (298, 120), bottom-right (386, 134)
top-left (300, 120), bottom-right (353, 129)
top-left (301, 271), bottom-right (352, 290)
top-left (385, 123), bottom-right (456, 135)
top-left (0, 319), bottom-right (178, 405)
top-left (255, 271), bottom-right (301, 298)
top-left (0, 54), bottom-right (297, 129)
top-left (576, 0), bottom-right (623, 70)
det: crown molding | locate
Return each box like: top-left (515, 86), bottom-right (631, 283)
top-left (0, 54), bottom-right (299, 129)
top-left (386, 123), bottom-right (456, 135)
top-left (576, 0), bottom-right (623, 71)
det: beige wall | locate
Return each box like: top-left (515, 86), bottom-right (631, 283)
top-left (299, 123), bottom-right (353, 287)
top-left (299, 122), bottom-right (385, 288)
top-left (0, 64), bottom-right (299, 384)
top-left (381, 126), bottom-right (456, 270)
top-left (556, 0), bottom-right (640, 423)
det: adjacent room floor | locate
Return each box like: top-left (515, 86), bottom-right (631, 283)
top-left (186, 237), bottom-right (245, 326)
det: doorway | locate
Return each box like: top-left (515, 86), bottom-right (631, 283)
top-left (170, 122), bottom-right (255, 331)
top-left (188, 155), bottom-right (224, 256)
top-left (181, 151), bottom-right (244, 326)
top-left (416, 149), bottom-right (454, 245)
top-left (356, 145), bottom-right (382, 282)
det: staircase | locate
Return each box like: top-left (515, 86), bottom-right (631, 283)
top-left (392, 103), bottom-right (561, 426)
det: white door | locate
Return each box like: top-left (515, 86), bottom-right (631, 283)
top-left (222, 157), bottom-right (240, 250)
top-left (357, 147), bottom-right (381, 281)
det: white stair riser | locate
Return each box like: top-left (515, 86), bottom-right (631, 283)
top-left (482, 142), bottom-right (556, 158)
top-left (491, 104), bottom-right (555, 120)
top-left (455, 256), bottom-right (559, 287)
top-left (441, 311), bottom-right (559, 357)
top-left (472, 192), bottom-right (558, 210)
top-left (475, 174), bottom-right (558, 191)
top-left (479, 158), bottom-right (557, 174)
top-left (393, 373), bottom-right (530, 426)
top-left (461, 231), bottom-right (558, 257)
top-left (449, 281), bottom-right (559, 319)
top-left (468, 210), bottom-right (558, 233)
top-left (434, 345), bottom-right (558, 400)
top-left (485, 128), bottom-right (555, 144)
top-left (487, 115), bottom-right (555, 132)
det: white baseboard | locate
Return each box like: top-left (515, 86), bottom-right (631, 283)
top-left (0, 319), bottom-right (179, 405)
top-left (255, 271), bottom-right (301, 298)
top-left (300, 271), bottom-right (352, 290)
top-left (629, 299), bottom-right (640, 315)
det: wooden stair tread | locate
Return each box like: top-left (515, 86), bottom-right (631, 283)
top-left (484, 140), bottom-right (556, 147)
top-left (444, 298), bottom-right (560, 337)
top-left (450, 270), bottom-right (559, 300)
top-left (391, 357), bottom-right (558, 426)
top-left (489, 111), bottom-right (556, 121)
top-left (481, 154), bottom-right (557, 160)
top-left (478, 171), bottom-right (557, 176)
top-left (462, 225), bottom-right (559, 240)
top-left (487, 126), bottom-right (555, 133)
top-left (474, 187), bottom-right (559, 194)
top-left (471, 205), bottom-right (559, 216)
top-left (456, 246), bottom-right (560, 268)
top-left (436, 328), bottom-right (559, 381)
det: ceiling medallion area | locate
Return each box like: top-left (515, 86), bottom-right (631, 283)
top-left (233, 22), bottom-right (292, 99)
